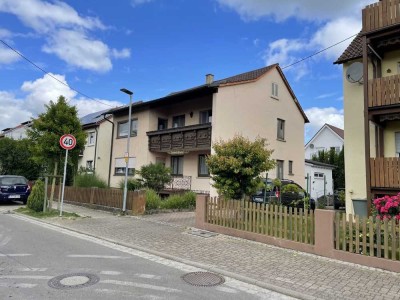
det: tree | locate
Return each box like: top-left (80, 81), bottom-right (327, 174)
top-left (207, 135), bottom-right (275, 199)
top-left (27, 96), bottom-right (86, 205)
top-left (311, 147), bottom-right (345, 189)
top-left (137, 163), bottom-right (172, 192)
top-left (0, 138), bottom-right (42, 180)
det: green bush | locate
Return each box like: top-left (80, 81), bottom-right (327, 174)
top-left (145, 189), bottom-right (162, 210)
top-left (161, 191), bottom-right (196, 210)
top-left (137, 163), bottom-right (172, 192)
top-left (74, 173), bottom-right (107, 188)
top-left (119, 178), bottom-right (143, 191)
top-left (27, 179), bottom-right (45, 212)
top-left (317, 196), bottom-right (327, 209)
top-left (282, 183), bottom-right (300, 193)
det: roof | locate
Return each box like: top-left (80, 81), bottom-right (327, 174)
top-left (305, 123), bottom-right (344, 148)
top-left (80, 109), bottom-right (110, 126)
top-left (326, 124), bottom-right (344, 139)
top-left (334, 33), bottom-right (363, 64)
top-left (305, 159), bottom-right (336, 169)
top-left (107, 64), bottom-right (309, 123)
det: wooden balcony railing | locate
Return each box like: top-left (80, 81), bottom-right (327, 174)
top-left (362, 0), bottom-right (400, 33)
top-left (147, 123), bottom-right (211, 153)
top-left (370, 157), bottom-right (400, 188)
top-left (368, 74), bottom-right (400, 108)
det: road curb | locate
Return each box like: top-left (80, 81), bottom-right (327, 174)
top-left (11, 211), bottom-right (316, 300)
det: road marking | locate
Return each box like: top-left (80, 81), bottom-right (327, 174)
top-left (0, 253), bottom-right (31, 257)
top-left (0, 275), bottom-right (52, 280)
top-left (67, 255), bottom-right (130, 259)
top-left (14, 283), bottom-right (38, 288)
top-left (101, 280), bottom-right (182, 293)
top-left (100, 271), bottom-right (121, 275)
top-left (134, 273), bottom-right (162, 279)
top-left (19, 268), bottom-right (47, 272)
top-left (215, 286), bottom-right (238, 293)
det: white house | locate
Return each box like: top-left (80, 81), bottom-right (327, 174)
top-left (305, 159), bottom-right (335, 200)
top-left (305, 124), bottom-right (344, 159)
top-left (0, 121), bottom-right (32, 140)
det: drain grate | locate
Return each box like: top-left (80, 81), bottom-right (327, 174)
top-left (181, 271), bottom-right (225, 287)
top-left (48, 273), bottom-right (99, 290)
top-left (188, 229), bottom-right (218, 238)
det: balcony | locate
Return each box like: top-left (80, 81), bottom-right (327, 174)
top-left (370, 157), bottom-right (400, 189)
top-left (147, 123), bottom-right (211, 153)
top-left (362, 0), bottom-right (400, 33)
top-left (368, 74), bottom-right (400, 108)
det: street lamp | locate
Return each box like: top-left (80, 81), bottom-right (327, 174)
top-left (120, 88), bottom-right (133, 213)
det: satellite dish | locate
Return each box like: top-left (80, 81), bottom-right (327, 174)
top-left (346, 62), bottom-right (363, 84)
top-left (310, 144), bottom-right (314, 149)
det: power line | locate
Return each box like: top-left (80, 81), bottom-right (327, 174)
top-left (281, 33), bottom-right (359, 70)
top-left (0, 39), bottom-right (115, 108)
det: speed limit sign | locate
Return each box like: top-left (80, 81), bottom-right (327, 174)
top-left (60, 134), bottom-right (76, 150)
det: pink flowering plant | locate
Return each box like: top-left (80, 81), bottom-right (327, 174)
top-left (373, 194), bottom-right (400, 221)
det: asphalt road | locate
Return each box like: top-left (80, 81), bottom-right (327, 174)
top-left (0, 209), bottom-right (292, 300)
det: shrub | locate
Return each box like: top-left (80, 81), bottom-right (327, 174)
top-left (27, 179), bottom-right (45, 212)
top-left (373, 194), bottom-right (400, 220)
top-left (317, 196), bottom-right (327, 209)
top-left (281, 183), bottom-right (300, 193)
top-left (137, 163), bottom-right (172, 192)
top-left (161, 191), bottom-right (196, 210)
top-left (74, 173), bottom-right (107, 188)
top-left (145, 189), bottom-right (162, 210)
top-left (119, 178), bottom-right (143, 191)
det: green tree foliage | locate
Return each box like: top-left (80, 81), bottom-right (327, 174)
top-left (27, 96), bottom-right (86, 179)
top-left (311, 147), bottom-right (345, 189)
top-left (137, 163), bottom-right (172, 192)
top-left (74, 173), bottom-right (107, 188)
top-left (207, 135), bottom-right (275, 199)
top-left (27, 179), bottom-right (45, 212)
top-left (0, 138), bottom-right (42, 180)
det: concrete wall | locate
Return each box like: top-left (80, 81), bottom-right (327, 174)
top-left (305, 126), bottom-right (343, 159)
top-left (211, 67), bottom-right (306, 195)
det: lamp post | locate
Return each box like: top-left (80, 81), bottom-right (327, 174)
top-left (120, 88), bottom-right (133, 213)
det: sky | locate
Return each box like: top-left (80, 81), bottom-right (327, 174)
top-left (0, 0), bottom-right (374, 142)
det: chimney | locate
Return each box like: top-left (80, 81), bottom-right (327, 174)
top-left (205, 74), bottom-right (214, 84)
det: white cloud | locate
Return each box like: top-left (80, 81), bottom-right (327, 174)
top-left (0, 28), bottom-right (12, 38)
top-left (111, 48), bottom-right (131, 59)
top-left (305, 107), bottom-right (344, 140)
top-left (0, 0), bottom-right (104, 33)
top-left (216, 0), bottom-right (373, 22)
top-left (0, 73), bottom-right (122, 130)
top-left (42, 29), bottom-right (112, 72)
top-left (0, 44), bottom-right (20, 64)
top-left (131, 0), bottom-right (153, 7)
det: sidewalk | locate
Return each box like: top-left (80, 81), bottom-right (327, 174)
top-left (39, 203), bottom-right (400, 300)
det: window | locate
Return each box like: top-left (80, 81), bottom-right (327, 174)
top-left (288, 160), bottom-right (293, 175)
top-left (276, 160), bottom-right (284, 179)
top-left (198, 155), bottom-right (209, 177)
top-left (396, 132), bottom-right (400, 157)
top-left (314, 172), bottom-right (324, 179)
top-left (86, 160), bottom-right (93, 171)
top-left (199, 110), bottom-right (212, 124)
top-left (171, 156), bottom-right (183, 175)
top-left (277, 119), bottom-right (285, 140)
top-left (118, 119), bottom-right (138, 138)
top-left (172, 115), bottom-right (185, 128)
top-left (114, 157), bottom-right (135, 176)
top-left (271, 82), bottom-right (278, 98)
top-left (158, 118), bottom-right (168, 130)
top-left (87, 132), bottom-right (96, 146)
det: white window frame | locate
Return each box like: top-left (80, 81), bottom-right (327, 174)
top-left (87, 131), bottom-right (96, 146)
top-left (118, 119), bottom-right (138, 138)
top-left (271, 82), bottom-right (279, 98)
top-left (314, 172), bottom-right (324, 179)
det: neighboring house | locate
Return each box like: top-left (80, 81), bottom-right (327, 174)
top-left (0, 121), bottom-right (32, 140)
top-left (78, 110), bottom-right (113, 186)
top-left (305, 159), bottom-right (335, 200)
top-left (304, 123), bottom-right (344, 159)
top-left (105, 64), bottom-right (309, 194)
top-left (334, 0), bottom-right (400, 215)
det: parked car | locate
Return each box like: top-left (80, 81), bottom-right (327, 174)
top-left (251, 178), bottom-right (315, 210)
top-left (333, 188), bottom-right (345, 210)
top-left (0, 175), bottom-right (31, 204)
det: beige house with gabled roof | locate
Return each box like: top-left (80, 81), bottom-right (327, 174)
top-left (335, 0), bottom-right (400, 216)
top-left (106, 64), bottom-right (309, 195)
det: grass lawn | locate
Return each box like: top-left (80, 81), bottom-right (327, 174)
top-left (15, 207), bottom-right (80, 219)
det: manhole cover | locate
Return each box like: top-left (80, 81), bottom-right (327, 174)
top-left (48, 273), bottom-right (99, 290)
top-left (181, 271), bottom-right (225, 287)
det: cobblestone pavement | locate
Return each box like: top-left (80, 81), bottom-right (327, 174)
top-left (16, 203), bottom-right (400, 300)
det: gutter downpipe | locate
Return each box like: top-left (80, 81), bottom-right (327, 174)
top-left (103, 115), bottom-right (115, 187)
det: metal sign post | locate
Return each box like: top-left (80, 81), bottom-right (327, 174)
top-left (59, 134), bottom-right (76, 217)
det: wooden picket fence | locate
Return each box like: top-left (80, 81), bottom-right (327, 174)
top-left (335, 213), bottom-right (400, 261)
top-left (206, 197), bottom-right (315, 245)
